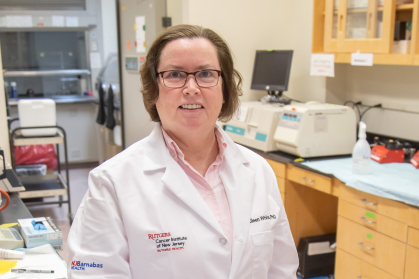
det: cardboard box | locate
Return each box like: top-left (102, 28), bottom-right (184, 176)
top-left (17, 217), bottom-right (63, 251)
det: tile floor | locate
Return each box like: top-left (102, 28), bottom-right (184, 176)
top-left (25, 167), bottom-right (93, 263)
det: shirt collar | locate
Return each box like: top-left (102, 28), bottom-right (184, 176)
top-left (161, 125), bottom-right (227, 164)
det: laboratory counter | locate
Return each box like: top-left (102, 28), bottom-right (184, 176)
top-left (249, 147), bottom-right (350, 178)
top-left (250, 145), bottom-right (419, 279)
top-left (7, 95), bottom-right (98, 106)
top-left (0, 193), bottom-right (32, 224)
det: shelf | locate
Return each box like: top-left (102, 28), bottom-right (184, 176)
top-left (13, 130), bottom-right (64, 146)
top-left (334, 53), bottom-right (413, 65)
top-left (397, 4), bottom-right (414, 10)
top-left (18, 173), bottom-right (68, 199)
top-left (4, 69), bottom-right (91, 77)
top-left (0, 25), bottom-right (96, 33)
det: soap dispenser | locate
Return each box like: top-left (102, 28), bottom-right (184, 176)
top-left (352, 122), bottom-right (371, 175)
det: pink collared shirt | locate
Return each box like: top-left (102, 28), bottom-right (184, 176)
top-left (161, 126), bottom-right (233, 252)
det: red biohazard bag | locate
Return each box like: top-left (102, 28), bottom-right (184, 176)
top-left (14, 144), bottom-right (58, 170)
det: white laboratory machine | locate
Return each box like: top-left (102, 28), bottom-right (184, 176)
top-left (274, 102), bottom-right (356, 158)
top-left (217, 101), bottom-right (287, 152)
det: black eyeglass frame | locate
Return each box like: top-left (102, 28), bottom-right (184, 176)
top-left (156, 69), bottom-right (222, 88)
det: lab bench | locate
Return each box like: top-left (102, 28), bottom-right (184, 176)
top-left (257, 150), bottom-right (419, 279)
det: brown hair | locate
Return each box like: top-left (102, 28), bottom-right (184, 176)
top-left (140, 24), bottom-right (243, 122)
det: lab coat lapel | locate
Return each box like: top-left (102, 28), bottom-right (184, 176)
top-left (161, 163), bottom-right (225, 236)
top-left (143, 124), bottom-right (224, 236)
top-left (218, 130), bottom-right (256, 279)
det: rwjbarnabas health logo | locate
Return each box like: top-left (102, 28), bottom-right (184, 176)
top-left (71, 260), bottom-right (104, 271)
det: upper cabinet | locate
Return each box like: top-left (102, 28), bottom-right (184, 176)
top-left (313, 0), bottom-right (419, 65)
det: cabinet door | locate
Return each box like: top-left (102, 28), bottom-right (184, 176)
top-left (325, 0), bottom-right (395, 53)
top-left (324, 0), bottom-right (340, 51)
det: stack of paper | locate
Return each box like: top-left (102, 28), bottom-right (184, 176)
top-left (0, 244), bottom-right (67, 278)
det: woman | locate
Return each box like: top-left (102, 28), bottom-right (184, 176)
top-left (68, 24), bottom-right (298, 279)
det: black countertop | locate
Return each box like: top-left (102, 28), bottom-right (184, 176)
top-left (246, 146), bottom-right (351, 178)
top-left (0, 193), bottom-right (32, 224)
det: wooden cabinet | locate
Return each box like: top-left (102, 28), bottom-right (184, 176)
top-left (314, 0), bottom-right (419, 65)
top-left (263, 159), bottom-right (419, 279)
top-left (266, 159), bottom-right (287, 205)
top-left (339, 199), bottom-right (408, 242)
top-left (405, 245), bottom-right (419, 279)
top-left (287, 164), bottom-right (333, 194)
top-left (337, 216), bottom-right (406, 278)
top-left (335, 248), bottom-right (399, 279)
top-left (339, 184), bottom-right (411, 224)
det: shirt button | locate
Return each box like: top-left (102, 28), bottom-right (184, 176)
top-left (206, 190), bottom-right (211, 195)
top-left (219, 238), bottom-right (227, 245)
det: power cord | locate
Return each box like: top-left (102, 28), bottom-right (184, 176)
top-left (343, 100), bottom-right (362, 121)
top-left (360, 103), bottom-right (382, 121)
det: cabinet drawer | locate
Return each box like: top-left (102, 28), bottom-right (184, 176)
top-left (338, 200), bottom-right (408, 242)
top-left (340, 185), bottom-right (410, 224)
top-left (335, 248), bottom-right (398, 279)
top-left (405, 245), bottom-right (419, 279)
top-left (408, 227), bottom-right (419, 249)
top-left (277, 177), bottom-right (285, 193)
top-left (337, 216), bottom-right (406, 278)
top-left (287, 164), bottom-right (332, 194)
top-left (266, 159), bottom-right (286, 178)
top-left (409, 206), bottom-right (419, 229)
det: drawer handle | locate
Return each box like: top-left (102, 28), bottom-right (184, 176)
top-left (361, 199), bottom-right (377, 206)
top-left (302, 177), bottom-right (315, 183)
top-left (360, 217), bottom-right (376, 224)
top-left (358, 242), bottom-right (374, 250)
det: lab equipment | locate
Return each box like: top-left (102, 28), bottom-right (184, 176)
top-left (17, 217), bottom-right (62, 250)
top-left (352, 122), bottom-right (371, 175)
top-left (274, 102), bottom-right (357, 157)
top-left (217, 101), bottom-right (286, 152)
top-left (296, 233), bottom-right (336, 279)
top-left (0, 248), bottom-right (24, 259)
top-left (0, 228), bottom-right (24, 250)
top-left (251, 50), bottom-right (293, 104)
top-left (371, 139), bottom-right (405, 164)
top-left (10, 82), bottom-right (17, 98)
top-left (411, 150), bottom-right (419, 168)
top-left (18, 99), bottom-right (57, 137)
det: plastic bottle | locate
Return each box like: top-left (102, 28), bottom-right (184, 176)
top-left (352, 122), bottom-right (371, 175)
top-left (10, 82), bottom-right (17, 98)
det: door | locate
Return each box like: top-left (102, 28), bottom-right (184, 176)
top-left (325, 0), bottom-right (395, 53)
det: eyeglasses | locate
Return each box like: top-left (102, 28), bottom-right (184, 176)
top-left (157, 70), bottom-right (222, 88)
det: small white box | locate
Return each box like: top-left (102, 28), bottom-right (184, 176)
top-left (18, 99), bottom-right (57, 137)
top-left (393, 40), bottom-right (411, 54)
top-left (18, 217), bottom-right (63, 251)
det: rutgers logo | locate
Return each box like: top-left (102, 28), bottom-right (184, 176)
top-left (71, 260), bottom-right (104, 271)
top-left (148, 232), bottom-right (171, 240)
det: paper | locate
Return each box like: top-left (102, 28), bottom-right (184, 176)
top-left (65, 16), bottom-right (79, 27)
top-left (351, 52), bottom-right (373, 66)
top-left (1, 244), bottom-right (67, 278)
top-left (236, 106), bottom-right (249, 122)
top-left (135, 16), bottom-right (146, 53)
top-left (0, 17), bottom-right (6, 27)
top-left (308, 241), bottom-right (334, 256)
top-left (310, 54), bottom-right (335, 77)
top-left (51, 15), bottom-right (64, 27)
top-left (314, 115), bottom-right (328, 133)
top-left (90, 52), bottom-right (102, 69)
top-left (6, 16), bottom-right (33, 27)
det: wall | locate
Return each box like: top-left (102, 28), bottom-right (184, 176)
top-left (167, 0), bottom-right (183, 26)
top-left (183, 0), bottom-right (326, 103)
top-left (101, 0), bottom-right (118, 60)
top-left (0, 44), bottom-right (11, 163)
top-left (326, 64), bottom-right (419, 142)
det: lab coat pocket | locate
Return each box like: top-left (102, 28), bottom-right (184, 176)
top-left (251, 230), bottom-right (275, 279)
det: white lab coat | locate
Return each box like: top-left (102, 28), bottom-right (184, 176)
top-left (67, 124), bottom-right (298, 279)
